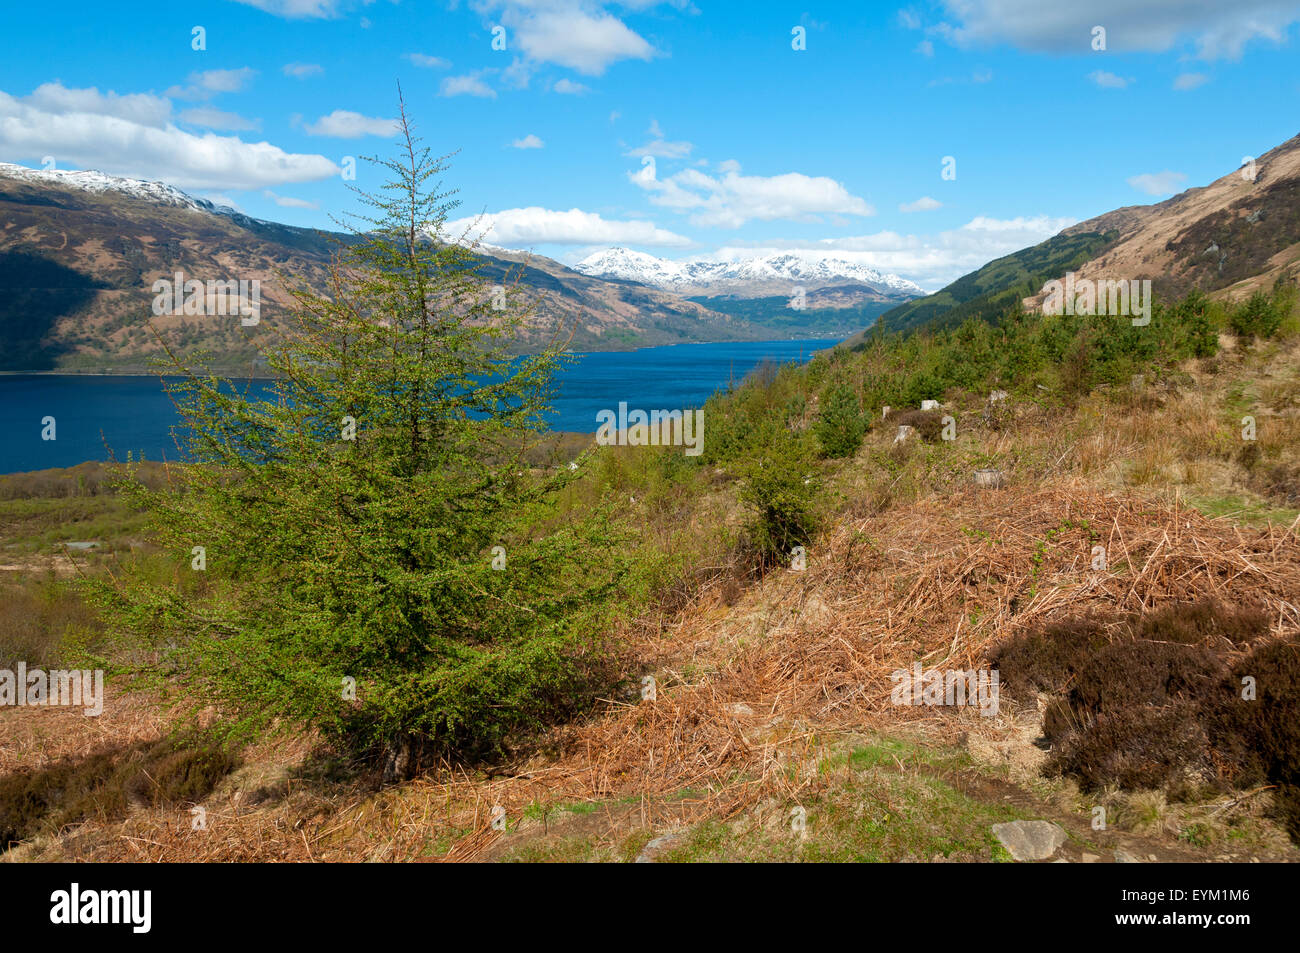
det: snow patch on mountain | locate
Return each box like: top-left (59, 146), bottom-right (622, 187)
top-left (0, 162), bottom-right (242, 217)
top-left (576, 247), bottom-right (925, 296)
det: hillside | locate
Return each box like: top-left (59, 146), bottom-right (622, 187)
top-left (863, 131), bottom-right (1300, 342)
top-left (5, 141), bottom-right (1300, 869)
top-left (0, 164), bottom-right (766, 371)
top-left (5, 281), bottom-right (1300, 863)
top-left (854, 229), bottom-right (1119, 339)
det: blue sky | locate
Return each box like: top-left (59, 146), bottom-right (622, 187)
top-left (2, 0), bottom-right (1298, 288)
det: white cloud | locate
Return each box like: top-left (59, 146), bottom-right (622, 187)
top-left (231, 0), bottom-right (340, 18)
top-left (898, 8), bottom-right (921, 29)
top-left (1174, 72), bottom-right (1209, 90)
top-left (179, 106), bottom-right (261, 131)
top-left (626, 139), bottom-right (692, 159)
top-left (282, 62), bottom-right (324, 78)
top-left (443, 207), bottom-right (690, 247)
top-left (26, 82), bottom-right (171, 126)
top-left (198, 68), bottom-right (256, 93)
top-left (624, 119), bottom-right (693, 158)
top-left (1088, 70), bottom-right (1131, 89)
top-left (0, 85), bottom-right (339, 191)
top-left (1126, 170), bottom-right (1188, 196)
top-left (900, 196), bottom-right (942, 212)
top-left (440, 74), bottom-right (497, 98)
top-left (405, 53), bottom-right (451, 68)
top-left (167, 68), bottom-right (257, 101)
top-left (302, 110), bottom-right (399, 137)
top-left (552, 78), bottom-right (591, 94)
top-left (916, 39), bottom-right (934, 56)
top-left (263, 189), bottom-right (319, 209)
top-left (630, 159), bottom-right (875, 228)
top-left (933, 0), bottom-right (1298, 60)
top-left (511, 134), bottom-right (545, 149)
top-left (717, 215), bottom-right (1076, 290)
top-left (481, 1), bottom-right (658, 75)
top-left (198, 193), bottom-right (242, 211)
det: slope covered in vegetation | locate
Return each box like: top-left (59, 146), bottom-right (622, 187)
top-left (855, 230), bottom-right (1118, 339)
top-left (4, 120), bottom-right (1300, 862)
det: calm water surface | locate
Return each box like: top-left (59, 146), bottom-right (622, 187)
top-left (0, 338), bottom-right (836, 473)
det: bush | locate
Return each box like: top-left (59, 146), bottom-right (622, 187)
top-left (885, 408), bottom-right (946, 443)
top-left (1058, 330), bottom-right (1094, 399)
top-left (1229, 290), bottom-right (1283, 341)
top-left (1129, 598), bottom-right (1269, 646)
top-left (1047, 700), bottom-right (1213, 792)
top-left (992, 601), bottom-right (1300, 837)
top-left (1215, 636), bottom-right (1300, 836)
top-left (1171, 289), bottom-right (1219, 358)
top-left (737, 424), bottom-right (821, 570)
top-left (814, 383), bottom-right (865, 458)
top-left (0, 733), bottom-right (238, 851)
top-left (989, 615), bottom-right (1114, 699)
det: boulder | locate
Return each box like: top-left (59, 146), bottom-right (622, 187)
top-left (991, 820), bottom-right (1068, 861)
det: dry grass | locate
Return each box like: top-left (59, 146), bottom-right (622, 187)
top-left (19, 479), bottom-right (1297, 862)
top-left (8, 337), bottom-right (1300, 862)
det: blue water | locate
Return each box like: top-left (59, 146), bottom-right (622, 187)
top-left (0, 339), bottom-right (836, 473)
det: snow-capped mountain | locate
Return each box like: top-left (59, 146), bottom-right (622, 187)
top-left (0, 162), bottom-right (243, 217)
top-left (575, 247), bottom-right (925, 298)
top-left (0, 162), bottom-right (778, 370)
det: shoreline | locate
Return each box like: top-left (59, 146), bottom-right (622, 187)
top-left (0, 335), bottom-right (843, 378)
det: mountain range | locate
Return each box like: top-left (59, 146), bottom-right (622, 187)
top-left (1, 163), bottom-right (902, 372)
top-left (575, 246), bottom-right (925, 298)
top-left (7, 126), bottom-right (1299, 373)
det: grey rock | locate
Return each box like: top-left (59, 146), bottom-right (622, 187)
top-left (991, 820), bottom-right (1068, 861)
top-left (634, 830), bottom-right (684, 864)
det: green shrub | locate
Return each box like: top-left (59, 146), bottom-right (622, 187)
top-left (737, 424), bottom-right (821, 570)
top-left (89, 107), bottom-right (637, 768)
top-left (1230, 290), bottom-right (1283, 341)
top-left (814, 383), bottom-right (865, 458)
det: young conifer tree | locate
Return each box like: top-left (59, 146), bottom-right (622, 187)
top-left (96, 98), bottom-right (633, 771)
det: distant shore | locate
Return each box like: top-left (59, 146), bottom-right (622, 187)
top-left (0, 334), bottom-right (841, 378)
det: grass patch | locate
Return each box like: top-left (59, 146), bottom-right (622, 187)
top-left (1188, 493), bottom-right (1300, 527)
top-left (655, 738), bottom-right (1025, 862)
